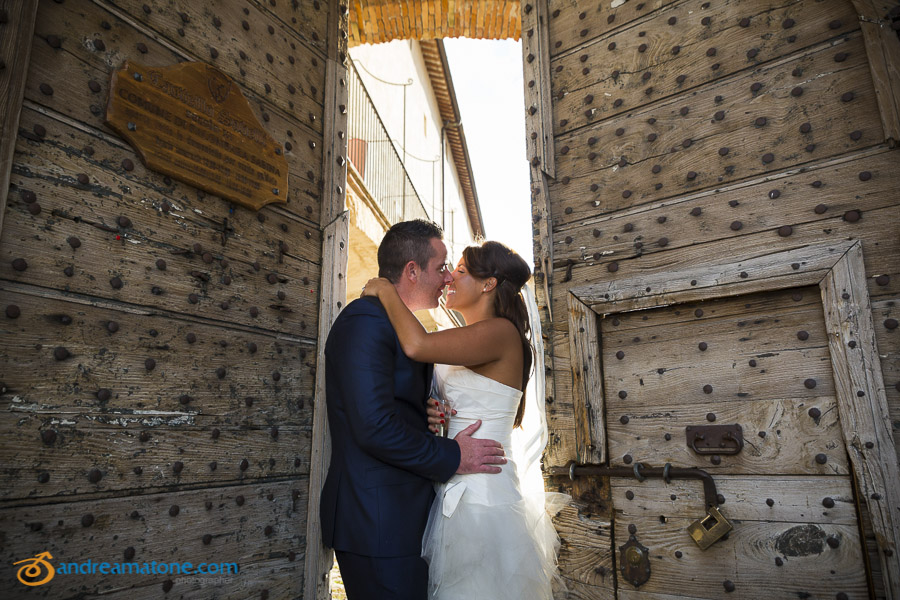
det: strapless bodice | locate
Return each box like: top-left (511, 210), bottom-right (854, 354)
top-left (433, 364), bottom-right (522, 450)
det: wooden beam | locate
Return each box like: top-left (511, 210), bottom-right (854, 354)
top-left (567, 293), bottom-right (606, 464)
top-left (852, 0), bottom-right (900, 143)
top-left (571, 241), bottom-right (857, 314)
top-left (304, 1), bottom-right (350, 598)
top-left (521, 0), bottom-right (555, 179)
top-left (0, 0), bottom-right (38, 237)
top-left (820, 242), bottom-right (900, 599)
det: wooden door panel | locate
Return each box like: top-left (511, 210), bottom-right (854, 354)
top-left (606, 396), bottom-right (848, 474)
top-left (550, 0), bottom-right (860, 137)
top-left (612, 477), bottom-right (867, 599)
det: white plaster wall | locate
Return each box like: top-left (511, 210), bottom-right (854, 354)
top-left (349, 41), bottom-right (476, 263)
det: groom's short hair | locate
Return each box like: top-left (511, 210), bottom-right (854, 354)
top-left (378, 219), bottom-right (444, 283)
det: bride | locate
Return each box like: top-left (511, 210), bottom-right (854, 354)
top-left (362, 241), bottom-right (562, 600)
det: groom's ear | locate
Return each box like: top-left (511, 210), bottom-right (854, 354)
top-left (403, 260), bottom-right (418, 283)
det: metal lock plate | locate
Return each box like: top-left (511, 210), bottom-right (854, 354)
top-left (687, 505), bottom-right (733, 550)
top-left (619, 535), bottom-right (651, 587)
top-left (686, 424), bottom-right (744, 455)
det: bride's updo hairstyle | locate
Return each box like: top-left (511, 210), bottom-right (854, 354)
top-left (461, 241), bottom-right (534, 428)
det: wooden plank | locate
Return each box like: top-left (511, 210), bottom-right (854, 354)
top-left (821, 243), bottom-right (900, 597)
top-left (610, 477), bottom-right (869, 599)
top-left (553, 203), bottom-right (900, 317)
top-left (606, 396), bottom-right (849, 475)
top-left (552, 147), bottom-right (900, 271)
top-left (552, 503), bottom-right (616, 599)
top-left (602, 296), bottom-right (835, 407)
top-left (551, 0), bottom-right (859, 136)
top-left (852, 0), bottom-right (900, 142)
top-left (873, 298), bottom-right (900, 467)
top-left (0, 479), bottom-right (307, 597)
top-left (0, 287), bottom-right (314, 423)
top-left (550, 34), bottom-right (881, 220)
top-left (26, 1), bottom-right (325, 217)
top-left (248, 0), bottom-right (329, 56)
top-left (599, 284), bottom-right (822, 331)
top-left (15, 105), bottom-right (322, 260)
top-left (547, 0), bottom-right (676, 58)
top-left (522, 0), bottom-right (555, 178)
top-left (610, 475), bottom-right (859, 524)
top-left (3, 129), bottom-right (322, 336)
top-left (305, 2), bottom-right (349, 595)
top-left (0, 413), bottom-right (310, 502)
top-left (0, 0), bottom-right (38, 238)
top-left (98, 0), bottom-right (325, 128)
top-left (571, 241), bottom-right (851, 313)
top-left (567, 293), bottom-right (605, 464)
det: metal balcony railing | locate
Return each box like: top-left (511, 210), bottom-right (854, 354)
top-left (347, 61), bottom-right (429, 224)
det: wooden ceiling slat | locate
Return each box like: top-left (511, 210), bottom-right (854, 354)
top-left (349, 1), bottom-right (520, 45)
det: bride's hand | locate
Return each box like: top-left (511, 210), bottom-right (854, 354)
top-left (360, 277), bottom-right (392, 299)
top-left (426, 398), bottom-right (456, 434)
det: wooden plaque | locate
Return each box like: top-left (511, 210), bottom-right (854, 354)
top-left (105, 61), bottom-right (287, 211)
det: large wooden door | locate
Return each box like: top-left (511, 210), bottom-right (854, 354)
top-left (521, 0), bottom-right (900, 597)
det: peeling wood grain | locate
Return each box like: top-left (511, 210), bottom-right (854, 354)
top-left (821, 243), bottom-right (900, 597)
top-left (0, 0), bottom-right (38, 238)
top-left (0, 480), bottom-right (307, 597)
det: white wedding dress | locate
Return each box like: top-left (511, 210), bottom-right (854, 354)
top-left (422, 363), bottom-right (563, 600)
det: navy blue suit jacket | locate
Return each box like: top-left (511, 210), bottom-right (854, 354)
top-left (320, 296), bottom-right (460, 557)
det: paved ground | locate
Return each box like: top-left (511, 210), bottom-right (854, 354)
top-left (329, 561), bottom-right (347, 599)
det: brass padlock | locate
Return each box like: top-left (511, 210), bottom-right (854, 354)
top-left (687, 505), bottom-right (733, 550)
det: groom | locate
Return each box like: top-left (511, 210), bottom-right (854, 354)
top-left (320, 219), bottom-right (505, 599)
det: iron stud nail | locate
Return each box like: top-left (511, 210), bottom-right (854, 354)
top-left (53, 346), bottom-right (70, 361)
top-left (88, 468), bottom-right (102, 483)
top-left (706, 412), bottom-right (715, 421)
top-left (240, 458), bottom-right (249, 471)
top-left (96, 388), bottom-right (111, 401)
top-left (6, 305), bottom-right (20, 318)
top-left (808, 407), bottom-right (821, 419)
top-left (139, 431), bottom-right (150, 443)
top-left (843, 209), bottom-right (861, 222)
top-left (38, 472), bottom-right (50, 483)
top-left (81, 514), bottom-right (95, 527)
top-left (815, 453), bottom-right (828, 464)
top-left (211, 428), bottom-right (220, 439)
top-left (169, 505), bottom-right (180, 517)
top-left (703, 384), bottom-right (713, 394)
top-left (766, 498), bottom-right (775, 507)
top-left (41, 429), bottom-right (57, 445)
top-left (12, 258), bottom-right (27, 272)
top-left (826, 536), bottom-right (840, 548)
top-left (173, 461), bottom-right (183, 474)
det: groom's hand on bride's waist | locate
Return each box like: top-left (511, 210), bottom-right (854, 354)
top-left (454, 420), bottom-right (506, 475)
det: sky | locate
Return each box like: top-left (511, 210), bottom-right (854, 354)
top-left (442, 39), bottom-right (534, 266)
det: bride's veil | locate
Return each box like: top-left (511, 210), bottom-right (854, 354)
top-left (513, 285), bottom-right (570, 515)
